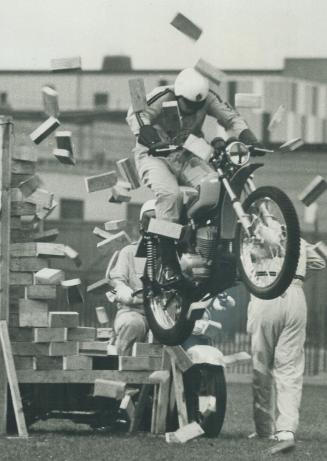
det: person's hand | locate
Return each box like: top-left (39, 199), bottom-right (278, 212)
top-left (211, 137), bottom-right (226, 157)
top-left (115, 284), bottom-right (134, 305)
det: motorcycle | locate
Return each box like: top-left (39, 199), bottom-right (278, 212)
top-left (137, 138), bottom-right (300, 346)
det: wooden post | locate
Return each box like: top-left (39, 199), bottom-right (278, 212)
top-left (0, 117), bottom-right (12, 434)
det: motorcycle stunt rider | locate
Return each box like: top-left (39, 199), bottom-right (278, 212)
top-left (126, 67), bottom-right (261, 277)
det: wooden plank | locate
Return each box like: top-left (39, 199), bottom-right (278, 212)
top-left (10, 272), bottom-right (34, 286)
top-left (17, 370), bottom-right (153, 384)
top-left (132, 342), bottom-right (163, 357)
top-left (34, 268), bottom-right (65, 285)
top-left (116, 158), bottom-right (140, 189)
top-left (170, 13), bottom-right (202, 41)
top-left (154, 349), bottom-right (171, 434)
top-left (84, 171), bottom-right (117, 193)
top-left (42, 86), bottom-right (59, 118)
top-left (94, 379), bottom-right (126, 399)
top-left (49, 312), bottom-right (79, 328)
top-left (147, 219), bottom-right (182, 240)
top-left (30, 117), bottom-right (60, 145)
top-left (67, 327), bottom-right (96, 341)
top-left (11, 342), bottom-right (50, 356)
top-left (49, 341), bottom-right (79, 356)
top-left (118, 356), bottom-right (162, 371)
top-left (166, 346), bottom-right (193, 372)
top-left (10, 257), bottom-right (48, 272)
top-left (26, 285), bottom-right (57, 300)
top-left (128, 78), bottom-right (147, 112)
top-left (19, 299), bottom-right (49, 327)
top-left (0, 321), bottom-right (28, 436)
top-left (34, 327), bottom-right (67, 343)
top-left (11, 160), bottom-right (36, 175)
top-left (129, 384), bottom-right (152, 432)
top-left (171, 360), bottom-right (188, 427)
top-left (51, 56), bottom-right (82, 71)
top-left (34, 356), bottom-right (63, 370)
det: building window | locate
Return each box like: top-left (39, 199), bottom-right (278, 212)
top-left (0, 92), bottom-right (8, 106)
top-left (94, 93), bottom-right (109, 110)
top-left (60, 199), bottom-right (84, 220)
top-left (311, 86), bottom-right (318, 116)
top-left (291, 82), bottom-right (297, 112)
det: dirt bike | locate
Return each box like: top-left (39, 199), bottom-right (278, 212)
top-left (137, 139), bottom-right (300, 346)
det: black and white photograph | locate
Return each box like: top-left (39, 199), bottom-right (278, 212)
top-left (0, 0), bottom-right (326, 459)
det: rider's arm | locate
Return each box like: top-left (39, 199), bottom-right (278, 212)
top-left (206, 90), bottom-right (257, 141)
top-left (126, 86), bottom-right (175, 136)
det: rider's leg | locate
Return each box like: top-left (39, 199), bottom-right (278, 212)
top-left (114, 309), bottom-right (148, 356)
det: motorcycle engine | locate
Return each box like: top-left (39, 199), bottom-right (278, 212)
top-left (180, 226), bottom-right (218, 283)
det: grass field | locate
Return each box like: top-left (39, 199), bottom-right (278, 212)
top-left (0, 382), bottom-right (326, 461)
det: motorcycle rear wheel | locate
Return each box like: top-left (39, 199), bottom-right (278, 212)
top-left (235, 186), bottom-right (300, 299)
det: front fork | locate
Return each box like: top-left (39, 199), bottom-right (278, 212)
top-left (217, 168), bottom-right (252, 236)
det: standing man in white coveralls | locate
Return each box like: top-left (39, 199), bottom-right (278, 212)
top-left (247, 239), bottom-right (325, 445)
top-left (126, 67), bottom-right (262, 271)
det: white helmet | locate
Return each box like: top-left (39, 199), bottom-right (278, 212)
top-left (174, 68), bottom-right (209, 102)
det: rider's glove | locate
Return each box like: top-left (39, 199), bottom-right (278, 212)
top-left (239, 129), bottom-right (266, 156)
top-left (115, 284), bottom-right (134, 305)
top-left (138, 125), bottom-right (161, 149)
top-left (211, 137), bottom-right (226, 157)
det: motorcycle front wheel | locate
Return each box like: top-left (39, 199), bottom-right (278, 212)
top-left (235, 186), bottom-right (300, 300)
top-left (184, 364), bottom-right (227, 437)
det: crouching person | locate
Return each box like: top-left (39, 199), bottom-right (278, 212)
top-left (107, 241), bottom-right (148, 356)
top-left (247, 238), bottom-right (325, 446)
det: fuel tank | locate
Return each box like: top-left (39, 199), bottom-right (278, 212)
top-left (187, 173), bottom-right (220, 221)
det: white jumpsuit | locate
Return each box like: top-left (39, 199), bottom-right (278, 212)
top-left (247, 239), bottom-right (324, 436)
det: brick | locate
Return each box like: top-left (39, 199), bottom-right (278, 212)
top-left (10, 272), bottom-right (34, 286)
top-left (11, 202), bottom-right (36, 216)
top-left (30, 117), bottom-right (60, 144)
top-left (280, 137), bottom-right (304, 152)
top-left (14, 356), bottom-right (35, 370)
top-left (33, 228), bottom-right (59, 242)
top-left (67, 327), bottom-right (96, 341)
top-left (116, 158), bottom-right (140, 189)
top-left (49, 311), bottom-right (79, 328)
top-left (12, 160), bottom-right (36, 175)
top-left (34, 268), bottom-right (65, 285)
top-left (118, 356), bottom-right (161, 371)
top-left (25, 188), bottom-right (54, 209)
top-left (93, 379), bottom-right (126, 399)
top-left (34, 356), bottom-right (63, 370)
top-left (79, 341), bottom-right (108, 355)
top-left (87, 278), bottom-right (112, 295)
top-left (49, 341), bottom-right (79, 356)
top-left (93, 227), bottom-right (112, 240)
top-left (51, 56), bottom-right (82, 71)
top-left (63, 356), bottom-right (92, 370)
top-left (128, 78), bottom-right (147, 112)
top-left (12, 150), bottom-right (37, 162)
top-left (84, 171), bottom-right (117, 193)
top-left (54, 149), bottom-right (75, 165)
top-left (9, 327), bottom-right (34, 342)
top-left (170, 13), bottom-right (202, 41)
top-left (147, 219), bottom-right (182, 240)
top-left (26, 284), bottom-right (57, 300)
top-left (95, 306), bottom-right (109, 324)
top-left (34, 327), bottom-right (67, 342)
top-left (11, 342), bottom-right (50, 356)
top-left (19, 299), bottom-right (49, 327)
top-left (195, 58), bottom-right (227, 85)
top-left (10, 257), bottom-right (48, 272)
top-left (298, 175), bottom-right (327, 206)
top-left (108, 183), bottom-right (131, 203)
top-left (104, 219), bottom-right (127, 232)
top-left (10, 242), bottom-right (65, 257)
top-left (96, 231), bottom-right (131, 252)
top-left (42, 86), bottom-right (59, 117)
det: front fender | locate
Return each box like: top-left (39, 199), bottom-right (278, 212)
top-left (220, 163), bottom-right (263, 239)
top-left (187, 345), bottom-right (225, 367)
